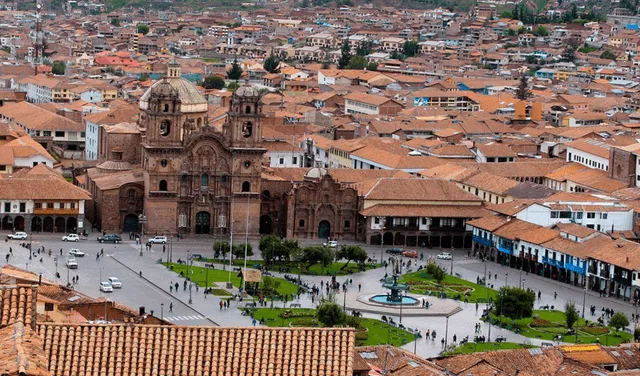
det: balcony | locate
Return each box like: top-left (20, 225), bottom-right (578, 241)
top-left (564, 263), bottom-right (585, 275)
top-left (497, 244), bottom-right (512, 255)
top-left (34, 208), bottom-right (79, 215)
top-left (385, 225), bottom-right (419, 232)
top-left (472, 235), bottom-right (492, 247)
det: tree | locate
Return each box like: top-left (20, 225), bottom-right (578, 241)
top-left (227, 57), bottom-right (243, 81)
top-left (600, 50), bottom-right (617, 60)
top-left (346, 55), bottom-right (366, 70)
top-left (355, 40), bottom-right (373, 56)
top-left (232, 243), bottom-right (254, 259)
top-left (338, 40), bottom-right (351, 69)
top-left (366, 62), bottom-right (378, 71)
top-left (137, 23), bottom-right (150, 35)
top-left (51, 61), bottom-right (66, 75)
top-left (495, 287), bottom-right (535, 320)
top-left (515, 74), bottom-right (532, 100)
top-left (302, 246), bottom-right (334, 268)
top-left (336, 245), bottom-right (368, 270)
top-left (213, 240), bottom-right (230, 259)
top-left (203, 75), bottom-right (225, 89)
top-left (261, 276), bottom-right (281, 297)
top-left (110, 18), bottom-right (120, 26)
top-left (634, 327), bottom-right (640, 342)
top-left (263, 52), bottom-right (280, 73)
top-left (534, 25), bottom-right (548, 36)
top-left (402, 40), bottom-right (419, 57)
top-left (432, 265), bottom-right (447, 284)
top-left (610, 312), bottom-right (630, 332)
top-left (564, 302), bottom-right (579, 330)
top-left (562, 38), bottom-right (579, 62)
top-left (316, 302), bottom-right (346, 327)
top-left (227, 82), bottom-right (240, 91)
top-left (259, 235), bottom-right (281, 265)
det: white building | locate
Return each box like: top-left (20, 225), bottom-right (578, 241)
top-left (565, 138), bottom-right (610, 172)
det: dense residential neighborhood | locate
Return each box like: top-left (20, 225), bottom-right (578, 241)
top-left (3, 0), bottom-right (640, 374)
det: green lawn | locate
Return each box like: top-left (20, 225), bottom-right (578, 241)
top-left (206, 258), bottom-right (381, 276)
top-left (164, 263), bottom-right (298, 297)
top-left (447, 342), bottom-right (534, 355)
top-left (249, 308), bottom-right (415, 347)
top-left (486, 310), bottom-right (633, 346)
top-left (401, 271), bottom-right (499, 303)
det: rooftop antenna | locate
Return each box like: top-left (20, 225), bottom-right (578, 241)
top-left (34, 2), bottom-right (42, 76)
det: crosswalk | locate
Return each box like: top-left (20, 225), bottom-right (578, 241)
top-left (164, 315), bottom-right (206, 322)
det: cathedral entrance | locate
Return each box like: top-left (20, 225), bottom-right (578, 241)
top-left (259, 215), bottom-right (272, 234)
top-left (123, 214), bottom-right (138, 233)
top-left (195, 212), bottom-right (211, 234)
top-left (318, 220), bottom-right (330, 239)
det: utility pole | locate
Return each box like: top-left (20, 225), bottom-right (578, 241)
top-left (139, 214), bottom-right (147, 256)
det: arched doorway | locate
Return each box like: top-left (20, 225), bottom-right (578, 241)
top-left (55, 217), bottom-right (65, 233)
top-left (67, 217), bottom-right (77, 233)
top-left (259, 215), bottom-right (272, 234)
top-left (1, 216), bottom-right (12, 230)
top-left (31, 217), bottom-right (42, 232)
top-left (383, 232), bottom-right (394, 246)
top-left (318, 220), bottom-right (330, 239)
top-left (195, 211), bottom-right (211, 234)
top-left (43, 217), bottom-right (54, 232)
top-left (14, 216), bottom-right (24, 231)
top-left (123, 214), bottom-right (138, 233)
top-left (370, 233), bottom-right (382, 245)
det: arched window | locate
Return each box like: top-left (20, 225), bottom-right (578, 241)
top-left (241, 181), bottom-right (251, 192)
top-left (245, 105), bottom-right (251, 114)
top-left (160, 119), bottom-right (171, 136)
top-left (159, 180), bottom-right (168, 191)
top-left (242, 121), bottom-right (252, 138)
top-left (180, 174), bottom-right (188, 183)
top-left (201, 174), bottom-right (209, 188)
top-left (163, 104), bottom-right (169, 112)
top-left (197, 118), bottom-right (202, 127)
top-left (127, 189), bottom-right (135, 201)
top-left (344, 220), bottom-right (351, 230)
top-left (221, 175), bottom-right (228, 183)
top-left (262, 190), bottom-right (271, 200)
top-left (299, 219), bottom-right (305, 227)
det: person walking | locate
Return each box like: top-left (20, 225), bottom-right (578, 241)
top-left (169, 302), bottom-right (173, 312)
top-left (170, 284), bottom-right (173, 293)
top-left (453, 334), bottom-right (457, 343)
top-left (219, 301), bottom-right (224, 310)
top-left (358, 282), bottom-right (362, 292)
top-left (174, 282), bottom-right (179, 292)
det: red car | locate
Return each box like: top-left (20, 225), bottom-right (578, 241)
top-left (402, 250), bottom-right (418, 258)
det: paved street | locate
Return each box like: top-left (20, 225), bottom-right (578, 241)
top-left (2, 231), bottom-right (638, 358)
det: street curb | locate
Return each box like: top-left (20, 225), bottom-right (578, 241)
top-left (110, 254), bottom-right (218, 326)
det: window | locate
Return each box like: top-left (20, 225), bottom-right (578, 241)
top-left (181, 174), bottom-right (188, 183)
top-left (19, 202), bottom-right (25, 212)
top-left (127, 189), bottom-right (135, 201)
top-left (587, 212), bottom-right (595, 219)
top-left (160, 120), bottom-right (171, 136)
top-left (47, 203), bottom-right (54, 209)
top-left (601, 213), bottom-right (608, 219)
top-left (374, 217), bottom-right (380, 224)
top-left (32, 162), bottom-right (38, 167)
top-left (201, 174), bottom-right (209, 188)
top-left (559, 211), bottom-right (572, 219)
top-left (242, 121), bottom-right (253, 137)
top-left (245, 105), bottom-right (251, 114)
top-left (344, 220), bottom-right (350, 229)
top-left (244, 161), bottom-right (251, 168)
top-left (163, 104), bottom-right (169, 112)
top-left (55, 131), bottom-right (64, 137)
top-left (35, 203), bottom-right (42, 209)
top-left (421, 218), bottom-right (427, 225)
top-left (0, 165), bottom-right (6, 171)
top-left (241, 181), bottom-right (251, 192)
top-left (292, 156), bottom-right (298, 165)
top-left (221, 175), bottom-right (228, 183)
top-left (551, 211), bottom-right (559, 218)
top-left (160, 159), bottom-right (168, 167)
top-left (159, 180), bottom-right (168, 191)
top-left (575, 212), bottom-right (583, 219)
top-left (395, 218), bottom-right (407, 226)
top-left (279, 158), bottom-right (284, 165)
top-left (43, 131), bottom-right (51, 137)
top-left (299, 219), bottom-right (305, 227)
top-left (3, 203), bottom-right (9, 213)
top-left (441, 218), bottom-right (454, 227)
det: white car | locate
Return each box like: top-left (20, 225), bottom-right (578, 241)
top-left (68, 249), bottom-right (85, 257)
top-left (100, 282), bottom-right (113, 292)
top-left (108, 277), bottom-right (122, 288)
top-left (7, 232), bottom-right (28, 240)
top-left (65, 258), bottom-right (78, 269)
top-left (437, 252), bottom-right (452, 260)
top-left (147, 236), bottom-right (168, 244)
top-left (62, 234), bottom-right (79, 242)
top-left (323, 240), bottom-right (338, 248)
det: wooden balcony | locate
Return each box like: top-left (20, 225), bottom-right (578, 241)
top-left (33, 209), bottom-right (79, 215)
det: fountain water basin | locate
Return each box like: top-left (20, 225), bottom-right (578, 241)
top-left (370, 295), bottom-right (419, 305)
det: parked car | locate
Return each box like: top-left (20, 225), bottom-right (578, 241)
top-left (97, 234), bottom-right (121, 243)
top-left (108, 277), bottom-right (122, 288)
top-left (147, 236), bottom-right (168, 244)
top-left (62, 234), bottom-right (79, 242)
top-left (323, 240), bottom-right (338, 248)
top-left (385, 248), bottom-right (404, 255)
top-left (65, 258), bottom-right (78, 269)
top-left (100, 282), bottom-right (113, 292)
top-left (437, 252), bottom-right (452, 260)
top-left (68, 249), bottom-right (85, 257)
top-left (6, 232), bottom-right (28, 240)
top-left (402, 250), bottom-right (418, 258)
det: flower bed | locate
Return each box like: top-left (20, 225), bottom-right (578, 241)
top-left (582, 326), bottom-right (609, 335)
top-left (530, 319), bottom-right (561, 328)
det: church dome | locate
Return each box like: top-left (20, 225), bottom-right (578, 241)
top-left (304, 167), bottom-right (328, 180)
top-left (96, 160), bottom-right (133, 172)
top-left (139, 75), bottom-right (208, 114)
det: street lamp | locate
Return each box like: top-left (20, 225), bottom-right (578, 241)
top-left (379, 221), bottom-right (386, 265)
top-left (343, 287), bottom-right (347, 312)
top-left (161, 303), bottom-right (164, 320)
top-left (187, 250), bottom-right (193, 304)
top-left (444, 314), bottom-right (450, 348)
top-left (138, 214), bottom-right (147, 257)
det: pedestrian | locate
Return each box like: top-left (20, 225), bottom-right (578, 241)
top-left (488, 272), bottom-right (491, 280)
top-left (101, 249), bottom-right (104, 256)
top-left (96, 253), bottom-right (100, 260)
top-left (453, 334), bottom-right (457, 342)
top-left (554, 292), bottom-right (557, 299)
top-left (475, 302), bottom-right (479, 311)
top-left (196, 285), bottom-right (199, 292)
top-left (9, 247), bottom-right (11, 254)
top-left (252, 318), bottom-right (257, 326)
top-left (175, 282), bottom-right (179, 291)
top-left (426, 329), bottom-right (430, 338)
top-left (358, 282), bottom-right (362, 292)
top-left (538, 290), bottom-right (541, 300)
top-left (184, 280), bottom-right (187, 291)
top-left (170, 284), bottom-right (173, 292)
top-left (4, 254), bottom-right (8, 262)
top-left (76, 276), bottom-right (79, 283)
top-left (169, 302), bottom-right (173, 312)
top-left (494, 273), bottom-right (497, 280)
top-left (163, 245), bottom-right (166, 253)
top-left (219, 301), bottom-right (223, 310)
top-left (441, 338), bottom-right (445, 347)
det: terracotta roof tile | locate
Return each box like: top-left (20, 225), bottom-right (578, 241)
top-left (359, 178), bottom-right (483, 202)
top-left (0, 285), bottom-right (37, 329)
